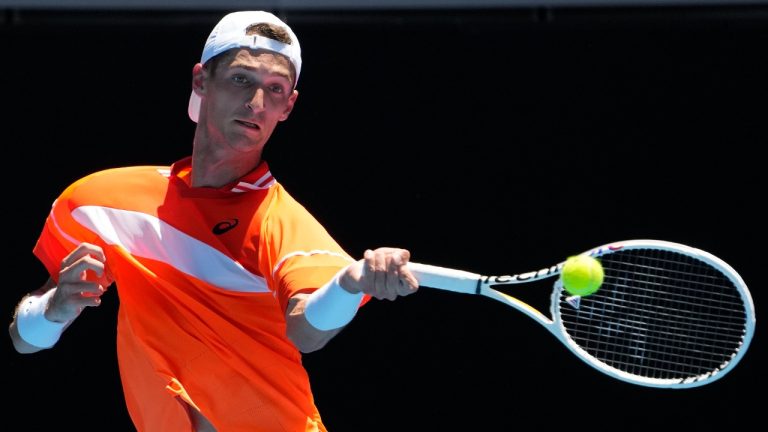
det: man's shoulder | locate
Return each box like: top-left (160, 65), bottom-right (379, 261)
top-left (265, 183), bottom-right (330, 227)
top-left (268, 183), bottom-right (309, 211)
top-left (89, 164), bottom-right (171, 177)
top-left (62, 165), bottom-right (172, 202)
top-left (75, 165), bottom-right (171, 184)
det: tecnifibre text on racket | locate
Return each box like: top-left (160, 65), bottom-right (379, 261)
top-left (407, 239), bottom-right (755, 389)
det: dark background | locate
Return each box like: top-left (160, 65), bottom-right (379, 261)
top-left (2, 3), bottom-right (765, 431)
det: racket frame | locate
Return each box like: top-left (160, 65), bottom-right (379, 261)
top-left (407, 239), bottom-right (755, 388)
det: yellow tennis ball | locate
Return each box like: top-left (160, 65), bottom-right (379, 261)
top-left (562, 255), bottom-right (604, 296)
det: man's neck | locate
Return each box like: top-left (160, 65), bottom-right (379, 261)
top-left (190, 151), bottom-right (262, 188)
top-left (190, 128), bottom-right (264, 188)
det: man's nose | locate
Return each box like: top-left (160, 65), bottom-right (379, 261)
top-left (246, 88), bottom-right (265, 111)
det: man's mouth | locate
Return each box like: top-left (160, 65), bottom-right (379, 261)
top-left (236, 120), bottom-right (260, 129)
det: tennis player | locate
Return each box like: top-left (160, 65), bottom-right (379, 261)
top-left (8, 10), bottom-right (419, 432)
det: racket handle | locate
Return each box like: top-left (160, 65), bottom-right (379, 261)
top-left (406, 262), bottom-right (481, 295)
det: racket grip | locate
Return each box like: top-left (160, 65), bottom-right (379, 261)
top-left (406, 262), bottom-right (482, 295)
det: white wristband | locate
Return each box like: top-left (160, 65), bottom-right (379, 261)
top-left (304, 269), bottom-right (364, 331)
top-left (17, 288), bottom-right (68, 348)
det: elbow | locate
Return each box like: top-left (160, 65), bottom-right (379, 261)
top-left (287, 328), bottom-right (332, 353)
top-left (293, 340), bottom-right (325, 354)
top-left (285, 316), bottom-right (338, 353)
top-left (12, 340), bottom-right (40, 354)
top-left (285, 294), bottom-right (341, 353)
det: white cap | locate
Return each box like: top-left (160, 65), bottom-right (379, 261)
top-left (188, 11), bottom-right (302, 123)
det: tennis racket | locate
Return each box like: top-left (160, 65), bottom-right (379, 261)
top-left (407, 239), bottom-right (755, 389)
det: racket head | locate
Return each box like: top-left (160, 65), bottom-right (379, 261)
top-left (551, 239), bottom-right (754, 388)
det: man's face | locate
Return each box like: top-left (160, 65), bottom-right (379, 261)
top-left (195, 48), bottom-right (298, 154)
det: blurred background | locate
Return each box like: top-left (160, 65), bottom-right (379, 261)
top-left (2, 1), bottom-right (765, 430)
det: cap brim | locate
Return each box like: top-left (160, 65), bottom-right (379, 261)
top-left (188, 90), bottom-right (201, 123)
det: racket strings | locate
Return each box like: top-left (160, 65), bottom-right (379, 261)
top-left (558, 248), bottom-right (748, 382)
top-left (573, 291), bottom-right (745, 338)
top-left (568, 303), bottom-right (744, 347)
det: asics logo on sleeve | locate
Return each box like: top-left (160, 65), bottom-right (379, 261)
top-left (212, 218), bottom-right (239, 235)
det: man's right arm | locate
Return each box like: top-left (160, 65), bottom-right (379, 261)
top-left (285, 247), bottom-right (419, 353)
top-left (9, 243), bottom-right (111, 354)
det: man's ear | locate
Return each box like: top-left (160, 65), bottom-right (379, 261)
top-left (279, 90), bottom-right (299, 122)
top-left (191, 63), bottom-right (206, 96)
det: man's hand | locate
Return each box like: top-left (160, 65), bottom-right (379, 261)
top-left (46, 243), bottom-right (112, 323)
top-left (339, 247), bottom-right (419, 300)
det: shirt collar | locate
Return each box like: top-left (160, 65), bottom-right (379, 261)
top-left (169, 156), bottom-right (276, 194)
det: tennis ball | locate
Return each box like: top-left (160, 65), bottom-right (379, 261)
top-left (561, 255), bottom-right (604, 296)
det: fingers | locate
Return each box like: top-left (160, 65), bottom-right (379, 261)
top-left (60, 243), bottom-right (107, 280)
top-left (46, 280), bottom-right (105, 323)
top-left (59, 243), bottom-right (108, 300)
top-left (361, 247), bottom-right (419, 301)
top-left (46, 243), bottom-right (108, 322)
top-left (390, 250), bottom-right (419, 295)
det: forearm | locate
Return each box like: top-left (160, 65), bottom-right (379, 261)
top-left (286, 293), bottom-right (344, 353)
top-left (9, 286), bottom-right (70, 354)
top-left (10, 244), bottom-right (110, 354)
top-left (284, 248), bottom-right (419, 352)
top-left (285, 264), bottom-right (363, 352)
top-left (9, 319), bottom-right (46, 354)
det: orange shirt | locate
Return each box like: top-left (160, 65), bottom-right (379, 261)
top-left (33, 157), bottom-right (359, 431)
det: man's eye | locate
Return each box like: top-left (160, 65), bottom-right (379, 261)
top-left (270, 85), bottom-right (284, 94)
top-left (232, 75), bottom-right (249, 84)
